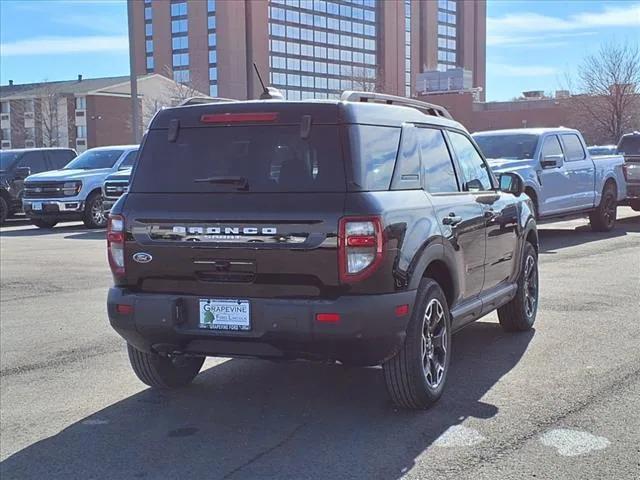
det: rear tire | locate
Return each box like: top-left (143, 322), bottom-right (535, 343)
top-left (83, 191), bottom-right (107, 229)
top-left (127, 343), bottom-right (204, 389)
top-left (383, 278), bottom-right (452, 410)
top-left (31, 219), bottom-right (58, 229)
top-left (589, 182), bottom-right (617, 232)
top-left (630, 199), bottom-right (640, 212)
top-left (497, 242), bottom-right (538, 332)
top-left (0, 197), bottom-right (7, 225)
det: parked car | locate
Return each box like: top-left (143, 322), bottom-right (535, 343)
top-left (617, 131), bottom-right (640, 212)
top-left (107, 92), bottom-right (539, 410)
top-left (0, 148), bottom-right (76, 224)
top-left (473, 128), bottom-right (626, 231)
top-left (587, 145), bottom-right (617, 156)
top-left (22, 145), bottom-right (138, 229)
top-left (102, 167), bottom-right (132, 212)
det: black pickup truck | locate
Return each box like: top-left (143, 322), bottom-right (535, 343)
top-left (107, 92), bottom-right (539, 409)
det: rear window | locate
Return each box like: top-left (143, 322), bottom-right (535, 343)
top-left (132, 126), bottom-right (346, 193)
top-left (473, 133), bottom-right (539, 160)
top-left (618, 135), bottom-right (640, 155)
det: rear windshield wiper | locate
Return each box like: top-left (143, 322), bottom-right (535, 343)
top-left (193, 175), bottom-right (249, 190)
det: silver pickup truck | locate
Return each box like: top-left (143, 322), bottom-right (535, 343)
top-left (473, 128), bottom-right (626, 232)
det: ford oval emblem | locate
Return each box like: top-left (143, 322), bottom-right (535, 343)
top-left (133, 252), bottom-right (153, 264)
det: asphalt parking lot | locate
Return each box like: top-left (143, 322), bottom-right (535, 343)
top-left (1, 210), bottom-right (639, 480)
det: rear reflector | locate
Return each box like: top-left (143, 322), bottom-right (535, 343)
top-left (395, 304), bottom-right (409, 317)
top-left (316, 313), bottom-right (340, 323)
top-left (200, 112), bottom-right (279, 124)
top-left (116, 304), bottom-right (134, 315)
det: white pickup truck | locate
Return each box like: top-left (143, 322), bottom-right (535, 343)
top-left (473, 128), bottom-right (626, 232)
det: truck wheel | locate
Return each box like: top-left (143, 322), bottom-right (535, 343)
top-left (127, 344), bottom-right (204, 389)
top-left (383, 278), bottom-right (451, 410)
top-left (83, 191), bottom-right (107, 229)
top-left (589, 183), bottom-right (617, 232)
top-left (497, 242), bottom-right (538, 332)
top-left (630, 200), bottom-right (640, 212)
top-left (0, 197), bottom-right (7, 225)
top-left (32, 219), bottom-right (58, 229)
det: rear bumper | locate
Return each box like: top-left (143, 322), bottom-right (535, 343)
top-left (108, 288), bottom-right (416, 366)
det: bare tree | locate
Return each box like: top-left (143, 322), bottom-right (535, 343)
top-left (566, 42), bottom-right (640, 144)
top-left (35, 82), bottom-right (62, 147)
top-left (351, 66), bottom-right (385, 93)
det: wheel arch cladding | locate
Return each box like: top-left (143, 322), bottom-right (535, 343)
top-left (526, 228), bottom-right (539, 254)
top-left (422, 260), bottom-right (455, 308)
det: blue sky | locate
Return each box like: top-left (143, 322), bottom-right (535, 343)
top-left (0, 0), bottom-right (639, 101)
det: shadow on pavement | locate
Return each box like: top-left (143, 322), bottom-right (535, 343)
top-left (0, 322), bottom-right (534, 480)
top-left (539, 214), bottom-right (640, 254)
top-left (0, 223), bottom-right (96, 238)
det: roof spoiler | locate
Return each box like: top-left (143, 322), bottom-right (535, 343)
top-left (341, 91), bottom-right (453, 120)
top-left (177, 96), bottom-right (238, 107)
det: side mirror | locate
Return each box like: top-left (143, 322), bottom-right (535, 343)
top-left (14, 166), bottom-right (31, 179)
top-left (541, 154), bottom-right (563, 169)
top-left (499, 172), bottom-right (524, 196)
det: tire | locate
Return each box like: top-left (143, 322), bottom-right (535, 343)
top-left (497, 242), bottom-right (539, 332)
top-left (383, 278), bottom-right (452, 410)
top-left (83, 191), bottom-right (107, 229)
top-left (31, 219), bottom-right (58, 229)
top-left (127, 343), bottom-right (204, 389)
top-left (0, 197), bottom-right (7, 225)
top-left (589, 182), bottom-right (617, 232)
top-left (630, 200), bottom-right (640, 212)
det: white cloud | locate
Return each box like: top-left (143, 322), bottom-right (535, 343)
top-left (487, 63), bottom-right (558, 77)
top-left (488, 3), bottom-right (640, 46)
top-left (0, 35), bottom-right (128, 56)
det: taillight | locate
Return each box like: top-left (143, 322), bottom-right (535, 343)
top-left (200, 112), bottom-right (279, 124)
top-left (107, 214), bottom-right (125, 277)
top-left (338, 216), bottom-right (384, 283)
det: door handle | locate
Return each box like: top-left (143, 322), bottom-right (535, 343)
top-left (442, 213), bottom-right (463, 226)
top-left (484, 208), bottom-right (497, 219)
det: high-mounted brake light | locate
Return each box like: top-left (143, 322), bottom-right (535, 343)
top-left (338, 216), bottom-right (384, 283)
top-left (107, 214), bottom-right (125, 277)
top-left (200, 112), bottom-right (279, 124)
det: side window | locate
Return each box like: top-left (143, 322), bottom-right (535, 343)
top-left (562, 134), bottom-right (586, 161)
top-left (119, 150), bottom-right (138, 169)
top-left (348, 125), bottom-right (401, 191)
top-left (541, 135), bottom-right (563, 158)
top-left (48, 150), bottom-right (75, 169)
top-left (390, 125), bottom-right (421, 190)
top-left (448, 131), bottom-right (493, 191)
top-left (416, 127), bottom-right (459, 193)
top-left (18, 151), bottom-right (48, 173)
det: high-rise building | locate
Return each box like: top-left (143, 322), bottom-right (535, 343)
top-left (132, 0), bottom-right (486, 101)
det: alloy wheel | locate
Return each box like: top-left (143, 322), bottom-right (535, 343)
top-left (92, 197), bottom-right (106, 226)
top-left (421, 298), bottom-right (447, 389)
top-left (523, 255), bottom-right (538, 318)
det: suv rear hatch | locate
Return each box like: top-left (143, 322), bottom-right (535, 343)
top-left (119, 103), bottom-right (349, 299)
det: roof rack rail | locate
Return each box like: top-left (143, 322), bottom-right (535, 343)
top-left (177, 96), bottom-right (238, 107)
top-left (340, 91), bottom-right (453, 120)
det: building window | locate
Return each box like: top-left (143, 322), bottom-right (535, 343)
top-left (173, 70), bottom-right (190, 84)
top-left (145, 39), bottom-right (153, 53)
top-left (437, 0), bottom-right (457, 71)
top-left (171, 19), bottom-right (188, 33)
top-left (76, 125), bottom-right (87, 138)
top-left (171, 36), bottom-right (188, 50)
top-left (145, 23), bottom-right (152, 37)
top-left (209, 84), bottom-right (218, 97)
top-left (146, 56), bottom-right (154, 70)
top-left (207, 0), bottom-right (217, 96)
top-left (173, 53), bottom-right (189, 67)
top-left (75, 96), bottom-right (86, 110)
top-left (404, 0), bottom-right (411, 97)
top-left (170, 2), bottom-right (187, 17)
top-left (144, 6), bottom-right (152, 20)
top-left (0, 102), bottom-right (9, 114)
top-left (267, 0), bottom-right (378, 98)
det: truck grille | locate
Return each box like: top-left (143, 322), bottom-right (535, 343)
top-left (104, 181), bottom-right (129, 200)
top-left (23, 182), bottom-right (67, 199)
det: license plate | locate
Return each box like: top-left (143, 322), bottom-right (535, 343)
top-left (32, 202), bottom-right (42, 211)
top-left (199, 299), bottom-right (250, 331)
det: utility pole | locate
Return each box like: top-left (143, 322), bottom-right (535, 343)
top-left (127, 0), bottom-right (142, 144)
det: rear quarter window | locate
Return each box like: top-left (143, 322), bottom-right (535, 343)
top-left (347, 125), bottom-right (401, 191)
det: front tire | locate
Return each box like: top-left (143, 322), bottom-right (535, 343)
top-left (127, 344), bottom-right (204, 389)
top-left (383, 278), bottom-right (452, 410)
top-left (497, 242), bottom-right (539, 332)
top-left (589, 183), bottom-right (617, 232)
top-left (0, 197), bottom-right (7, 225)
top-left (83, 191), bottom-right (107, 229)
top-left (31, 219), bottom-right (58, 229)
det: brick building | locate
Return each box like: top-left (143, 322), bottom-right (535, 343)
top-left (0, 74), bottom-right (203, 151)
top-left (132, 0), bottom-right (486, 100)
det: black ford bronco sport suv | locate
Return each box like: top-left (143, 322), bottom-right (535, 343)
top-left (107, 92), bottom-right (539, 409)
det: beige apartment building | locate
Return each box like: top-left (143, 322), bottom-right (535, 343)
top-left (132, 0), bottom-right (486, 101)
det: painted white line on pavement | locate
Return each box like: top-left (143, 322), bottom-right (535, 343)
top-left (433, 425), bottom-right (485, 447)
top-left (540, 428), bottom-right (610, 456)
